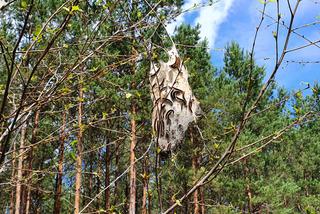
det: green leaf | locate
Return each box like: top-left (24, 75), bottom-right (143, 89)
top-left (64, 103), bottom-right (73, 110)
top-left (102, 112), bottom-right (108, 119)
top-left (272, 31), bottom-right (277, 39)
top-left (258, 0), bottom-right (275, 3)
top-left (71, 5), bottom-right (83, 12)
top-left (70, 152), bottom-right (76, 161)
top-left (32, 25), bottom-right (43, 42)
top-left (293, 106), bottom-right (300, 114)
top-left (137, 11), bottom-right (142, 19)
top-left (156, 147), bottom-right (161, 154)
top-left (258, 0), bottom-right (267, 4)
top-left (295, 91), bottom-right (302, 100)
top-left (21, 0), bottom-right (27, 9)
top-left (214, 143), bottom-right (219, 149)
top-left (71, 140), bottom-right (78, 147)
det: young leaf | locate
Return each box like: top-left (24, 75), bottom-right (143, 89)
top-left (71, 5), bottom-right (83, 12)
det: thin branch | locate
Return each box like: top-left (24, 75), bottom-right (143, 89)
top-left (79, 139), bottom-right (154, 214)
top-left (229, 112), bottom-right (313, 165)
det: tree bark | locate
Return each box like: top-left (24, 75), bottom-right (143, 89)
top-left (114, 142), bottom-right (120, 202)
top-left (129, 104), bottom-right (137, 214)
top-left (74, 79), bottom-right (83, 214)
top-left (15, 121), bottom-right (27, 214)
top-left (97, 148), bottom-right (102, 210)
top-left (191, 131), bottom-right (200, 214)
top-left (193, 183), bottom-right (199, 214)
top-left (25, 110), bottom-right (40, 214)
top-left (192, 157), bottom-right (199, 214)
top-left (25, 186), bottom-right (32, 214)
top-left (200, 187), bottom-right (205, 214)
top-left (53, 110), bottom-right (66, 214)
top-left (141, 157), bottom-right (148, 214)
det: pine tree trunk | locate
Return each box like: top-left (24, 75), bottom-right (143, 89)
top-left (25, 187), bottom-right (31, 214)
top-left (129, 104), bottom-right (137, 214)
top-left (53, 110), bottom-right (66, 214)
top-left (114, 142), bottom-right (120, 200)
top-left (34, 160), bottom-right (44, 214)
top-left (21, 175), bottom-right (27, 214)
top-left (191, 131), bottom-right (200, 214)
top-left (105, 140), bottom-right (111, 213)
top-left (15, 121), bottom-right (27, 214)
top-left (97, 148), bottom-right (102, 210)
top-left (74, 79), bottom-right (83, 214)
top-left (192, 157), bottom-right (199, 214)
top-left (25, 110), bottom-right (40, 214)
top-left (200, 187), bottom-right (205, 214)
top-left (193, 185), bottom-right (199, 214)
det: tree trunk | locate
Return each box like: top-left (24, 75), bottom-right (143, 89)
top-left (97, 148), bottom-right (102, 210)
top-left (34, 161), bottom-right (44, 214)
top-left (25, 186), bottom-right (32, 214)
top-left (191, 131), bottom-right (200, 214)
top-left (25, 110), bottom-right (40, 214)
top-left (74, 79), bottom-right (83, 214)
top-left (192, 157), bottom-right (199, 214)
top-left (193, 185), bottom-right (199, 214)
top-left (105, 139), bottom-right (111, 213)
top-left (129, 104), bottom-right (137, 214)
top-left (15, 121), bottom-right (27, 214)
top-left (53, 110), bottom-right (66, 214)
top-left (114, 142), bottom-right (120, 202)
top-left (21, 174), bottom-right (27, 214)
top-left (200, 187), bottom-right (205, 214)
top-left (141, 157), bottom-right (148, 214)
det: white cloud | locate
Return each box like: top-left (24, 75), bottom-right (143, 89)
top-left (195, 0), bottom-right (234, 48)
top-left (166, 12), bottom-right (184, 34)
top-left (166, 0), bottom-right (235, 48)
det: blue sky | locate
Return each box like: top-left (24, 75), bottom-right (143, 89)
top-left (167, 0), bottom-right (320, 92)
